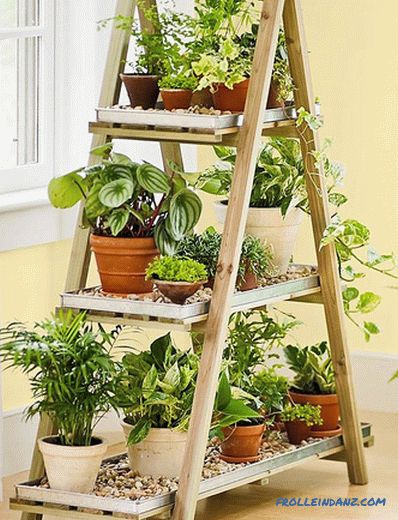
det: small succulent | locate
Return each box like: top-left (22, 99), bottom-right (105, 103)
top-left (146, 256), bottom-right (207, 283)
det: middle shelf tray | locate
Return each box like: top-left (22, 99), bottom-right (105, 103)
top-left (61, 265), bottom-right (320, 326)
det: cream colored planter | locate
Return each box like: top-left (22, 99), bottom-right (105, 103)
top-left (214, 201), bottom-right (303, 274)
top-left (121, 420), bottom-right (187, 478)
top-left (38, 436), bottom-right (107, 493)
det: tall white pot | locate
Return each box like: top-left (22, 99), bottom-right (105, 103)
top-left (214, 201), bottom-right (303, 274)
top-left (121, 420), bottom-right (187, 478)
top-left (38, 436), bottom-right (107, 493)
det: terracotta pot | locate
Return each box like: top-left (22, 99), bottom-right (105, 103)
top-left (154, 279), bottom-right (206, 304)
top-left (214, 201), bottom-right (303, 275)
top-left (160, 89), bottom-right (193, 110)
top-left (38, 436), bottom-right (107, 493)
top-left (220, 423), bottom-right (265, 463)
top-left (266, 79), bottom-right (283, 109)
top-left (121, 421), bottom-right (187, 478)
top-left (120, 74), bottom-right (159, 109)
top-left (237, 268), bottom-right (258, 292)
top-left (289, 390), bottom-right (340, 432)
top-left (284, 420), bottom-right (311, 444)
top-left (212, 79), bottom-right (250, 112)
top-left (191, 87), bottom-right (213, 108)
top-left (90, 235), bottom-right (158, 295)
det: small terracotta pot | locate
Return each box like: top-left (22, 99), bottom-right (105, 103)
top-left (266, 79), bottom-right (284, 109)
top-left (284, 420), bottom-right (311, 444)
top-left (154, 280), bottom-right (206, 304)
top-left (220, 423), bottom-right (265, 463)
top-left (120, 74), bottom-right (159, 109)
top-left (191, 87), bottom-right (213, 108)
top-left (90, 235), bottom-right (158, 295)
top-left (289, 390), bottom-right (340, 432)
top-left (212, 79), bottom-right (250, 112)
top-left (237, 267), bottom-right (258, 292)
top-left (160, 89), bottom-right (193, 110)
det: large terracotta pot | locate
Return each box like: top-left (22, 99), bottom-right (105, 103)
top-left (90, 235), bottom-right (158, 295)
top-left (289, 390), bottom-right (340, 432)
top-left (160, 89), bottom-right (193, 110)
top-left (38, 436), bottom-right (107, 493)
top-left (214, 201), bottom-right (304, 275)
top-left (284, 420), bottom-right (311, 444)
top-left (121, 421), bottom-right (187, 478)
top-left (220, 423), bottom-right (265, 463)
top-left (120, 74), bottom-right (159, 109)
top-left (212, 79), bottom-right (250, 112)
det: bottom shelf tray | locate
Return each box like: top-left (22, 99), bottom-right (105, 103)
top-left (12, 424), bottom-right (372, 520)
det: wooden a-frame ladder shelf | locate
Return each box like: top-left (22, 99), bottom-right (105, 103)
top-left (16, 2), bottom-right (371, 520)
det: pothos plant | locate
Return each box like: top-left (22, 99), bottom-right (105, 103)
top-left (48, 143), bottom-right (202, 255)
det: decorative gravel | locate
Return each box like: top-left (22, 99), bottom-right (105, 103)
top-left (37, 432), bottom-right (320, 501)
top-left (76, 265), bottom-right (317, 305)
top-left (110, 104), bottom-right (234, 116)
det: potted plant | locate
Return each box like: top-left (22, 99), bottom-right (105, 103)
top-left (280, 404), bottom-right (323, 444)
top-left (0, 311), bottom-right (119, 493)
top-left (116, 333), bottom-right (199, 478)
top-left (250, 367), bottom-right (289, 429)
top-left (284, 341), bottom-right (342, 437)
top-left (48, 143), bottom-right (202, 294)
top-left (177, 227), bottom-right (275, 290)
top-left (159, 72), bottom-right (198, 110)
top-left (213, 373), bottom-right (264, 463)
top-left (146, 256), bottom-right (208, 303)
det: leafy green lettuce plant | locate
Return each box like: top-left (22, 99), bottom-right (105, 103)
top-left (0, 311), bottom-right (120, 447)
top-left (280, 403), bottom-right (323, 427)
top-left (48, 143), bottom-right (202, 255)
top-left (146, 256), bottom-right (207, 282)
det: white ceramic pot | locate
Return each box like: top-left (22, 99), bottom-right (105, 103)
top-left (214, 201), bottom-right (304, 274)
top-left (38, 436), bottom-right (107, 493)
top-left (121, 420), bottom-right (187, 478)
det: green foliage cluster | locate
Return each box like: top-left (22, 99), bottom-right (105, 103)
top-left (48, 143), bottom-right (202, 255)
top-left (146, 256), bottom-right (207, 283)
top-left (280, 403), bottom-right (323, 427)
top-left (0, 311), bottom-right (120, 447)
top-left (116, 333), bottom-right (199, 444)
top-left (176, 227), bottom-right (275, 283)
top-left (158, 73), bottom-right (198, 91)
top-left (250, 368), bottom-right (289, 414)
top-left (284, 342), bottom-right (336, 395)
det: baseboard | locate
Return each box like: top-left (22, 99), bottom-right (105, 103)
top-left (2, 352), bottom-right (397, 476)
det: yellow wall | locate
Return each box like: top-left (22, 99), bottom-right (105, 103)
top-left (1, 0), bottom-right (397, 410)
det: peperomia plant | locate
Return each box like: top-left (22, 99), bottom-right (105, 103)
top-left (0, 311), bottom-right (120, 447)
top-left (116, 333), bottom-right (199, 445)
top-left (48, 143), bottom-right (202, 255)
top-left (284, 341), bottom-right (336, 395)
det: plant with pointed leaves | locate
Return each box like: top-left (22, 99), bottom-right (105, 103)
top-left (48, 143), bottom-right (202, 255)
top-left (116, 333), bottom-right (200, 445)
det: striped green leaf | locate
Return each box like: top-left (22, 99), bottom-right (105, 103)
top-left (136, 163), bottom-right (171, 194)
top-left (155, 221), bottom-right (178, 255)
top-left (103, 163), bottom-right (137, 183)
top-left (99, 179), bottom-right (134, 208)
top-left (107, 208), bottom-right (130, 236)
top-left (85, 181), bottom-right (109, 219)
top-left (168, 189), bottom-right (202, 240)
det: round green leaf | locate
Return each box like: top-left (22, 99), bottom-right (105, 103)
top-left (99, 179), bottom-right (134, 208)
top-left (168, 189), bottom-right (202, 240)
top-left (136, 163), bottom-right (171, 194)
top-left (48, 171), bottom-right (84, 209)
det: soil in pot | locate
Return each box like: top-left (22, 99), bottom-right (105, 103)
top-left (120, 74), bottom-right (159, 109)
top-left (121, 420), bottom-right (187, 478)
top-left (154, 280), bottom-right (206, 304)
top-left (284, 420), bottom-right (311, 444)
top-left (160, 89), bottom-right (193, 110)
top-left (289, 390), bottom-right (340, 433)
top-left (220, 422), bottom-right (265, 463)
top-left (212, 79), bottom-right (250, 112)
top-left (90, 235), bottom-right (158, 295)
top-left (38, 436), bottom-right (107, 493)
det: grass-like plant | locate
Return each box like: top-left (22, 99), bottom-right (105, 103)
top-left (0, 311), bottom-right (120, 446)
top-left (146, 256), bottom-right (207, 283)
top-left (280, 403), bottom-right (323, 427)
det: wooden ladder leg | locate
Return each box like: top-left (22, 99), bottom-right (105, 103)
top-left (283, 0), bottom-right (368, 485)
top-left (172, 3), bottom-right (285, 519)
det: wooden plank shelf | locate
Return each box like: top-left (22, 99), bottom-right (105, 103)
top-left (11, 424), bottom-right (373, 520)
top-left (60, 266), bottom-right (320, 327)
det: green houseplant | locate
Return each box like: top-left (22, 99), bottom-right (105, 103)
top-left (0, 311), bottom-right (120, 492)
top-left (116, 332), bottom-right (199, 477)
top-left (159, 72), bottom-right (198, 110)
top-left (48, 143), bottom-right (202, 294)
top-left (146, 256), bottom-right (208, 303)
top-left (284, 341), bottom-right (341, 436)
top-left (177, 227), bottom-right (275, 290)
top-left (280, 403), bottom-right (323, 444)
